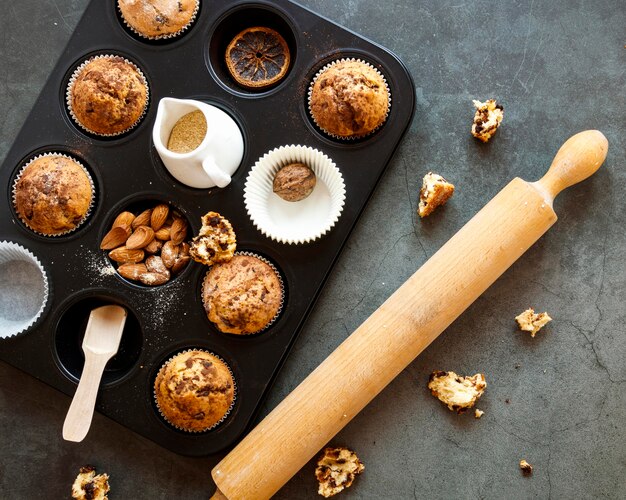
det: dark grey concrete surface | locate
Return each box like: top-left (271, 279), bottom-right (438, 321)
top-left (1, 0), bottom-right (624, 498)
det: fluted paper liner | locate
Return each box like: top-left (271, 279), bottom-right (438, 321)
top-left (244, 145), bottom-right (346, 245)
top-left (0, 241), bottom-right (49, 339)
top-left (308, 57), bottom-right (392, 140)
top-left (66, 54), bottom-right (149, 137)
top-left (201, 251), bottom-right (285, 335)
top-left (117, 0), bottom-right (199, 41)
top-left (154, 348), bottom-right (237, 433)
top-left (12, 152), bottom-right (95, 237)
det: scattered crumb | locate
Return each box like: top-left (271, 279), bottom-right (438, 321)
top-left (474, 409), bottom-right (485, 419)
top-left (315, 447), bottom-right (364, 498)
top-left (519, 459), bottom-right (533, 475)
top-left (505, 399), bottom-right (511, 404)
top-left (418, 172), bottom-right (455, 217)
top-left (427, 371), bottom-right (486, 413)
top-left (515, 308), bottom-right (552, 337)
top-left (515, 363), bottom-right (521, 369)
top-left (71, 465), bottom-right (109, 500)
top-left (471, 99), bottom-right (503, 142)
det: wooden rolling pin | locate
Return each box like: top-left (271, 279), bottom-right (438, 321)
top-left (211, 130), bottom-right (608, 500)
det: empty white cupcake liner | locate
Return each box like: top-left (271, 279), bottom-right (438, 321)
top-left (117, 0), bottom-right (200, 41)
top-left (244, 145), bottom-right (346, 245)
top-left (201, 251), bottom-right (285, 335)
top-left (12, 152), bottom-right (95, 237)
top-left (308, 57), bottom-right (392, 140)
top-left (66, 54), bottom-right (150, 137)
top-left (153, 348), bottom-right (237, 433)
top-left (0, 241), bottom-right (49, 339)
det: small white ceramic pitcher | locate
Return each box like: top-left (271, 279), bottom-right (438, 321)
top-left (153, 98), bottom-right (244, 189)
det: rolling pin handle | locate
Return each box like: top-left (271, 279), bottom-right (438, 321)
top-left (210, 488), bottom-right (228, 500)
top-left (534, 130), bottom-right (608, 202)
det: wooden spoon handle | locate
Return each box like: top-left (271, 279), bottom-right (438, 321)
top-left (62, 353), bottom-right (110, 442)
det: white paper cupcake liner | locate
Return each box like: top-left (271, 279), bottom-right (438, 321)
top-left (244, 145), bottom-right (346, 245)
top-left (308, 57), bottom-right (392, 140)
top-left (201, 251), bottom-right (285, 335)
top-left (0, 241), bottom-right (49, 339)
top-left (153, 348), bottom-right (237, 433)
top-left (66, 54), bottom-right (150, 137)
top-left (117, 0), bottom-right (200, 41)
top-left (12, 152), bottom-right (96, 237)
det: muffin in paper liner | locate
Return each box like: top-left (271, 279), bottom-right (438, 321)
top-left (153, 348), bottom-right (237, 433)
top-left (66, 54), bottom-right (150, 137)
top-left (0, 241), bottom-right (49, 339)
top-left (307, 57), bottom-right (392, 140)
top-left (201, 251), bottom-right (285, 335)
top-left (244, 145), bottom-right (346, 245)
top-left (117, 0), bottom-right (200, 41)
top-left (12, 152), bottom-right (95, 237)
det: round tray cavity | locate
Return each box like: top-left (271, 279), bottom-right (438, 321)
top-left (99, 196), bottom-right (194, 289)
top-left (207, 5), bottom-right (298, 95)
top-left (54, 295), bottom-right (143, 386)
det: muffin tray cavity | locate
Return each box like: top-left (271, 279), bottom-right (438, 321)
top-left (0, 0), bottom-right (414, 456)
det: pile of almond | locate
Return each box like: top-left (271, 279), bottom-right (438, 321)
top-left (100, 203), bottom-right (191, 286)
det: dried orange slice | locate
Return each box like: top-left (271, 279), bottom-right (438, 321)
top-left (225, 26), bottom-right (290, 89)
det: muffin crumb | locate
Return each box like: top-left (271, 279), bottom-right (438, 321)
top-left (418, 172), bottom-right (455, 217)
top-left (190, 212), bottom-right (237, 266)
top-left (428, 371), bottom-right (486, 413)
top-left (515, 308), bottom-right (552, 337)
top-left (474, 408), bottom-right (485, 419)
top-left (71, 465), bottom-right (109, 500)
top-left (519, 459), bottom-right (533, 475)
top-left (315, 447), bottom-right (364, 498)
top-left (471, 99), bottom-right (504, 142)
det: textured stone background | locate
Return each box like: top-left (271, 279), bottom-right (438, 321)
top-left (1, 1), bottom-right (624, 498)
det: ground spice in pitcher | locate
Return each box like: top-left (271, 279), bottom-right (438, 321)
top-left (167, 110), bottom-right (207, 153)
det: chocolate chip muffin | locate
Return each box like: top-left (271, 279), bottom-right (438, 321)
top-left (154, 350), bottom-right (235, 432)
top-left (68, 55), bottom-right (148, 136)
top-left (13, 155), bottom-right (93, 235)
top-left (202, 254), bottom-right (283, 335)
top-left (118, 0), bottom-right (199, 39)
top-left (309, 59), bottom-right (390, 138)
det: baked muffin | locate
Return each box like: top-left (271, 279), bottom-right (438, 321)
top-left (309, 59), bottom-right (390, 138)
top-left (154, 350), bottom-right (235, 432)
top-left (118, 0), bottom-right (199, 39)
top-left (13, 155), bottom-right (93, 235)
top-left (68, 56), bottom-right (148, 136)
top-left (202, 254), bottom-right (283, 334)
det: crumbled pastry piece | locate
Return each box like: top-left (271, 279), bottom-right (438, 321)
top-left (315, 447), bottom-right (364, 498)
top-left (418, 172), bottom-right (455, 217)
top-left (273, 163), bottom-right (317, 202)
top-left (519, 459), bottom-right (533, 475)
top-left (474, 409), bottom-right (485, 419)
top-left (515, 308), bottom-right (552, 337)
top-left (428, 371), bottom-right (487, 413)
top-left (189, 211), bottom-right (236, 266)
top-left (471, 99), bottom-right (504, 142)
top-left (71, 465), bottom-right (110, 500)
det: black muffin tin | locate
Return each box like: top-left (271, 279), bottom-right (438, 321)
top-left (0, 0), bottom-right (414, 456)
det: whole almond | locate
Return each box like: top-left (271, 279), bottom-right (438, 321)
top-left (171, 255), bottom-right (191, 274)
top-left (113, 211), bottom-right (135, 228)
top-left (126, 226), bottom-right (155, 250)
top-left (151, 204), bottom-right (170, 231)
top-left (100, 225), bottom-right (131, 250)
top-left (139, 271), bottom-right (170, 286)
top-left (132, 208), bottom-right (152, 230)
top-left (144, 238), bottom-right (163, 254)
top-left (155, 226), bottom-right (171, 241)
top-left (145, 255), bottom-right (168, 275)
top-left (180, 242), bottom-right (190, 256)
top-left (170, 218), bottom-right (188, 245)
top-left (161, 241), bottom-right (179, 268)
top-left (117, 263), bottom-right (148, 280)
top-left (109, 246), bottom-right (145, 264)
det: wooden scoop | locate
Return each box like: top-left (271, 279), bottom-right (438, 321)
top-left (211, 130), bottom-right (608, 499)
top-left (62, 305), bottom-right (127, 442)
